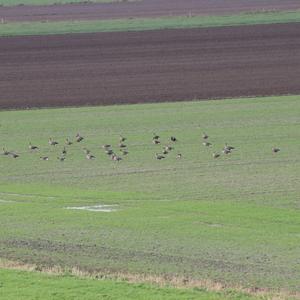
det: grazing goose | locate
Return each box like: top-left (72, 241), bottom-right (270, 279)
top-left (57, 156), bottom-right (65, 161)
top-left (106, 149), bottom-right (114, 155)
top-left (222, 148), bottom-right (231, 155)
top-left (213, 152), bottom-right (220, 159)
top-left (102, 144), bottom-right (111, 149)
top-left (153, 139), bottom-right (160, 145)
top-left (202, 133), bottom-right (208, 139)
top-left (203, 142), bottom-right (212, 147)
top-left (62, 147), bottom-right (67, 155)
top-left (224, 143), bottom-right (235, 151)
top-left (40, 156), bottom-right (49, 161)
top-left (10, 152), bottom-right (19, 158)
top-left (86, 153), bottom-right (95, 160)
top-left (49, 138), bottom-right (58, 146)
top-left (170, 136), bottom-right (177, 142)
top-left (119, 143), bottom-right (127, 148)
top-left (76, 133), bottom-right (84, 143)
top-left (119, 135), bottom-right (126, 142)
top-left (111, 154), bottom-right (122, 161)
top-left (155, 153), bottom-right (165, 160)
top-left (29, 142), bottom-right (39, 150)
top-left (2, 147), bottom-right (10, 155)
top-left (65, 138), bottom-right (73, 145)
top-left (162, 150), bottom-right (168, 155)
top-left (153, 133), bottom-right (160, 140)
top-left (272, 147), bottom-right (280, 153)
top-left (165, 145), bottom-right (173, 151)
top-left (176, 153), bottom-right (182, 159)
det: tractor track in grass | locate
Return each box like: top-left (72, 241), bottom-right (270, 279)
top-left (1, 23), bottom-right (300, 109)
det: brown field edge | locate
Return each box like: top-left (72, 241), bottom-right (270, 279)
top-left (1, 23), bottom-right (300, 109)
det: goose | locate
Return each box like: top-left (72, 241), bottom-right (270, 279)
top-left (86, 153), bottom-right (95, 160)
top-left (222, 148), bottom-right (231, 155)
top-left (213, 152), bottom-right (220, 159)
top-left (40, 156), bottom-right (49, 161)
top-left (113, 155), bottom-right (122, 161)
top-left (176, 153), bottom-right (182, 159)
top-left (153, 140), bottom-right (160, 145)
top-left (29, 142), bottom-right (39, 150)
top-left (119, 135), bottom-right (126, 142)
top-left (162, 150), bottom-right (168, 155)
top-left (155, 153), bottom-right (165, 160)
top-left (119, 143), bottom-right (127, 148)
top-left (49, 138), bottom-right (58, 146)
top-left (65, 138), bottom-right (73, 146)
top-left (153, 133), bottom-right (160, 140)
top-left (202, 133), bottom-right (208, 139)
top-left (165, 145), bottom-right (173, 151)
top-left (224, 143), bottom-right (235, 151)
top-left (272, 147), bottom-right (280, 153)
top-left (203, 142), bottom-right (212, 147)
top-left (106, 149), bottom-right (114, 155)
top-left (10, 152), bottom-right (19, 158)
top-left (170, 136), bottom-right (177, 142)
top-left (2, 147), bottom-right (10, 155)
top-left (102, 144), bottom-right (111, 149)
top-left (57, 156), bottom-right (65, 161)
top-left (76, 133), bottom-right (84, 143)
top-left (62, 147), bottom-right (67, 155)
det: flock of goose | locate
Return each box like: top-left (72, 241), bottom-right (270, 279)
top-left (1, 131), bottom-right (280, 162)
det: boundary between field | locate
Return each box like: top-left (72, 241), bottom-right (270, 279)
top-left (0, 10), bottom-right (300, 36)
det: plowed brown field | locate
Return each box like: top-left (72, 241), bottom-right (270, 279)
top-left (1, 23), bottom-right (300, 109)
top-left (1, 0), bottom-right (300, 22)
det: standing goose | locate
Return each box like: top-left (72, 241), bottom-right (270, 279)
top-left (222, 148), bottom-right (231, 155)
top-left (176, 153), bottom-right (182, 159)
top-left (224, 143), bottom-right (235, 151)
top-left (272, 147), bottom-right (280, 153)
top-left (153, 139), bottom-right (160, 145)
top-left (170, 136), bottom-right (177, 142)
top-left (49, 138), bottom-right (58, 146)
top-left (29, 142), bottom-right (39, 150)
top-left (76, 133), bottom-right (84, 143)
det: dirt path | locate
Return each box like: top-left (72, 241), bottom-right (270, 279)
top-left (1, 23), bottom-right (300, 109)
top-left (0, 0), bottom-right (300, 22)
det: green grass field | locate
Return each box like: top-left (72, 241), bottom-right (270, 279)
top-left (0, 95), bottom-right (299, 298)
top-left (0, 10), bottom-right (300, 36)
top-left (0, 268), bottom-right (262, 300)
top-left (0, 0), bottom-right (127, 6)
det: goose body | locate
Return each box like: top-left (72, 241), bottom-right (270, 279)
top-left (86, 153), bottom-right (95, 160)
top-left (202, 133), bottom-right (208, 139)
top-left (170, 136), bottom-right (177, 142)
top-left (76, 133), bottom-right (84, 143)
top-left (40, 156), bottom-right (49, 161)
top-left (203, 142), bottom-right (212, 147)
top-left (2, 147), bottom-right (10, 155)
top-left (155, 153), bottom-right (165, 160)
top-left (29, 143), bottom-right (39, 150)
top-left (153, 140), bottom-right (160, 145)
top-left (272, 147), bottom-right (280, 153)
top-left (65, 138), bottom-right (73, 145)
top-left (213, 152), bottom-right (220, 159)
top-left (49, 138), bottom-right (58, 146)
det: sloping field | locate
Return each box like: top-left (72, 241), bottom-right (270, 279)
top-left (0, 0), bottom-right (300, 22)
top-left (0, 96), bottom-right (299, 296)
top-left (1, 23), bottom-right (300, 109)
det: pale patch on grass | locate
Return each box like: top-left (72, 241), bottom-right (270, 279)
top-left (65, 204), bottom-right (118, 212)
top-left (0, 258), bottom-right (298, 300)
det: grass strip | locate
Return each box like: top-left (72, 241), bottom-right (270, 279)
top-left (0, 10), bottom-right (300, 36)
